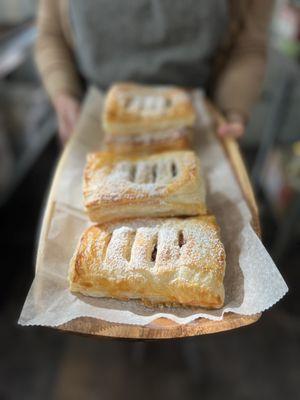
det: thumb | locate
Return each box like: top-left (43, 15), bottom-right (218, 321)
top-left (66, 103), bottom-right (81, 133)
top-left (218, 122), bottom-right (244, 138)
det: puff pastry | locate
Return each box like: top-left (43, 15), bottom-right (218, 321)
top-left (83, 150), bottom-right (207, 224)
top-left (103, 82), bottom-right (196, 135)
top-left (105, 126), bottom-right (192, 154)
top-left (69, 216), bottom-right (226, 308)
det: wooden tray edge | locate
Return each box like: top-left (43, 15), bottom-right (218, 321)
top-left (205, 100), bottom-right (261, 237)
top-left (57, 312), bottom-right (261, 340)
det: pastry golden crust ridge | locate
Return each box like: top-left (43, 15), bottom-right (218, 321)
top-left (69, 216), bottom-right (226, 309)
top-left (105, 126), bottom-right (193, 154)
top-left (103, 82), bottom-right (196, 136)
top-left (83, 150), bottom-right (207, 224)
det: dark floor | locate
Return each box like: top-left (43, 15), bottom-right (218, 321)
top-left (0, 139), bottom-right (299, 400)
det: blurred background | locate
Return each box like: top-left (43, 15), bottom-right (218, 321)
top-left (0, 0), bottom-right (299, 399)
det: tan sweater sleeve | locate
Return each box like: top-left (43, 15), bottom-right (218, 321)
top-left (35, 0), bottom-right (83, 103)
top-left (214, 0), bottom-right (274, 120)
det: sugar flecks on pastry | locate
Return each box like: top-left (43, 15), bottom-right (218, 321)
top-left (83, 150), bottom-right (207, 224)
top-left (69, 216), bottom-right (226, 309)
top-left (103, 82), bottom-right (196, 136)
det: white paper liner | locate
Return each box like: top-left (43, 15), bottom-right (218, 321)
top-left (19, 88), bottom-right (288, 327)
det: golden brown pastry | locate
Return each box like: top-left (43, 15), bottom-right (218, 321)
top-left (83, 150), bottom-right (207, 224)
top-left (69, 216), bottom-right (226, 309)
top-left (105, 126), bottom-right (192, 154)
top-left (103, 82), bottom-right (196, 135)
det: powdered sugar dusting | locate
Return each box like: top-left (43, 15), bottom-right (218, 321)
top-left (95, 218), bottom-right (225, 282)
top-left (104, 226), bottom-right (135, 266)
top-left (116, 85), bottom-right (190, 117)
top-left (87, 152), bottom-right (192, 201)
top-left (124, 94), bottom-right (169, 116)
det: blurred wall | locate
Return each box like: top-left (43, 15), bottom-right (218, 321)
top-left (0, 0), bottom-right (37, 23)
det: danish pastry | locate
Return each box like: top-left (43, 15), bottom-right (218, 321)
top-left (103, 82), bottom-right (196, 135)
top-left (83, 150), bottom-right (207, 223)
top-left (69, 216), bottom-right (226, 308)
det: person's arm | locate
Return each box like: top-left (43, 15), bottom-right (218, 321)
top-left (35, 0), bottom-right (83, 143)
top-left (214, 0), bottom-right (274, 138)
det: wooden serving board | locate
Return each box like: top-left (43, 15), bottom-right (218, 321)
top-left (37, 89), bottom-right (261, 340)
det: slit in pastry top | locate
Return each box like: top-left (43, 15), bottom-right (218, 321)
top-left (124, 94), bottom-right (171, 117)
top-left (116, 159), bottom-right (176, 185)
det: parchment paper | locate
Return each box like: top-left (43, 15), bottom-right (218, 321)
top-left (19, 88), bottom-right (288, 327)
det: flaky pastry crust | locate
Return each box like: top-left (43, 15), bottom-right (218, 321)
top-left (69, 216), bottom-right (226, 309)
top-left (83, 150), bottom-right (207, 224)
top-left (103, 82), bottom-right (196, 136)
top-left (105, 127), bottom-right (192, 154)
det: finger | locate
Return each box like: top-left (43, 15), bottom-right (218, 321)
top-left (230, 123), bottom-right (244, 138)
top-left (58, 114), bottom-right (70, 144)
top-left (218, 124), bottom-right (228, 137)
top-left (66, 105), bottom-right (80, 133)
top-left (218, 123), bottom-right (244, 138)
top-left (69, 104), bottom-right (80, 123)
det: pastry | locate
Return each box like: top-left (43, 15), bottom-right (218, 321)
top-left (103, 82), bottom-right (196, 135)
top-left (69, 215), bottom-right (226, 309)
top-left (83, 150), bottom-right (207, 224)
top-left (105, 126), bottom-right (192, 154)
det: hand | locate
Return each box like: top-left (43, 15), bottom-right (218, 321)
top-left (217, 111), bottom-right (245, 139)
top-left (54, 93), bottom-right (81, 144)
